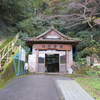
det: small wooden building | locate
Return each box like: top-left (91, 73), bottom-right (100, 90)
top-left (25, 27), bottom-right (79, 73)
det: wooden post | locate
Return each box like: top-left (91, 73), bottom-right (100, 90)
top-left (36, 50), bottom-right (39, 72)
top-left (66, 51), bottom-right (69, 71)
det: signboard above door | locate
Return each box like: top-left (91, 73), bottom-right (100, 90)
top-left (34, 44), bottom-right (71, 51)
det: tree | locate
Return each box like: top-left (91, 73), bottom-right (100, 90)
top-left (66, 0), bottom-right (100, 40)
top-left (42, 0), bottom-right (100, 40)
top-left (0, 0), bottom-right (32, 24)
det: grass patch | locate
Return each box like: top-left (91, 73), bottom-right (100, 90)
top-left (67, 67), bottom-right (100, 100)
top-left (67, 73), bottom-right (85, 78)
top-left (0, 39), bottom-right (13, 50)
top-left (75, 77), bottom-right (100, 100)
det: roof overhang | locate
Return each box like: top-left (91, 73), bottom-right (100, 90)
top-left (24, 27), bottom-right (80, 47)
top-left (25, 39), bottom-right (80, 47)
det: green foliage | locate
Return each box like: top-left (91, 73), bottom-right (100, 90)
top-left (7, 26), bottom-right (18, 34)
top-left (17, 18), bottom-right (34, 36)
top-left (84, 40), bottom-right (100, 56)
top-left (73, 27), bottom-right (100, 57)
top-left (17, 17), bottom-right (50, 36)
top-left (0, 0), bottom-right (33, 23)
top-left (86, 71), bottom-right (98, 76)
top-left (33, 0), bottom-right (48, 15)
top-left (0, 0), bottom-right (49, 37)
top-left (16, 39), bottom-right (28, 52)
top-left (96, 65), bottom-right (100, 68)
top-left (76, 30), bottom-right (91, 51)
top-left (93, 28), bottom-right (100, 42)
top-left (85, 66), bottom-right (100, 77)
top-left (19, 32), bottom-right (29, 39)
top-left (16, 32), bottom-right (30, 56)
top-left (75, 55), bottom-right (86, 68)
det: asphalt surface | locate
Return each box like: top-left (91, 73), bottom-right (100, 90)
top-left (0, 74), bottom-right (94, 100)
top-left (0, 74), bottom-right (61, 100)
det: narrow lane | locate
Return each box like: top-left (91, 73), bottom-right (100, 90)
top-left (0, 74), bottom-right (95, 100)
top-left (0, 74), bottom-right (60, 100)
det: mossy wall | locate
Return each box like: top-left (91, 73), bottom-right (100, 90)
top-left (0, 47), bottom-right (25, 88)
top-left (0, 58), bottom-right (15, 88)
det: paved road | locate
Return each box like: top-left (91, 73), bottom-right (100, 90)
top-left (0, 74), bottom-right (95, 100)
top-left (0, 74), bottom-right (61, 100)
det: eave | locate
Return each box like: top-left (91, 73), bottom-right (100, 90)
top-left (25, 39), bottom-right (80, 47)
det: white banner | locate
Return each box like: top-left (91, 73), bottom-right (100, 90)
top-left (20, 46), bottom-right (26, 61)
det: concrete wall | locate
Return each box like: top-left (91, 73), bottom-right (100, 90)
top-left (59, 64), bottom-right (66, 73)
top-left (38, 64), bottom-right (45, 73)
top-left (28, 54), bottom-right (36, 72)
top-left (28, 45), bottom-right (36, 72)
top-left (67, 50), bottom-right (73, 69)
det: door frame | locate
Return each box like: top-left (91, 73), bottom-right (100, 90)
top-left (38, 50), bottom-right (66, 73)
top-left (45, 53), bottom-right (59, 73)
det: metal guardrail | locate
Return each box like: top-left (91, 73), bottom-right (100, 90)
top-left (0, 33), bottom-right (19, 69)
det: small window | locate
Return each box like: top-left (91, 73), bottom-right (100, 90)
top-left (42, 45), bottom-right (45, 48)
top-left (60, 54), bottom-right (66, 63)
top-left (54, 45), bottom-right (57, 48)
top-left (48, 45), bottom-right (51, 48)
top-left (60, 45), bottom-right (63, 48)
top-left (38, 54), bottom-right (45, 63)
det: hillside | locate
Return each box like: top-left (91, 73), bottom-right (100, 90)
top-left (0, 0), bottom-right (100, 57)
top-left (0, 39), bottom-right (6, 46)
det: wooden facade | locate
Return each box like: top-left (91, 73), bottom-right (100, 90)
top-left (25, 27), bottom-right (80, 73)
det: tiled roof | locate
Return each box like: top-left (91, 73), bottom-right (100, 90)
top-left (25, 38), bottom-right (80, 43)
top-left (36, 26), bottom-right (69, 39)
top-left (24, 26), bottom-right (80, 46)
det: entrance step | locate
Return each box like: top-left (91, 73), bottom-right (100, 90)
top-left (45, 72), bottom-right (65, 75)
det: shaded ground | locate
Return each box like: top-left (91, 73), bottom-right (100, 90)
top-left (0, 74), bottom-right (61, 100)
